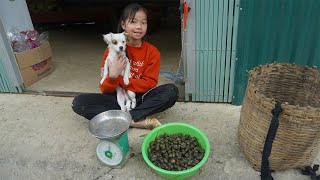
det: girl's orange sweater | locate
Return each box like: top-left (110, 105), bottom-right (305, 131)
top-left (99, 41), bottom-right (160, 93)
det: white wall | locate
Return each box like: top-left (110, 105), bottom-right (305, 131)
top-left (0, 18), bottom-right (23, 90)
top-left (0, 0), bottom-right (32, 90)
top-left (0, 0), bottom-right (33, 33)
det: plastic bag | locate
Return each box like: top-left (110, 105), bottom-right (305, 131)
top-left (38, 32), bottom-right (49, 44)
top-left (7, 27), bottom-right (49, 52)
top-left (13, 41), bottom-right (33, 52)
top-left (7, 27), bottom-right (25, 46)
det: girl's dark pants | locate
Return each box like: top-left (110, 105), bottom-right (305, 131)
top-left (72, 84), bottom-right (179, 122)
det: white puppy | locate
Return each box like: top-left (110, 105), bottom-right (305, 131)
top-left (100, 32), bottom-right (136, 111)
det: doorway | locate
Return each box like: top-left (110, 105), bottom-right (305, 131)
top-left (25, 0), bottom-right (183, 97)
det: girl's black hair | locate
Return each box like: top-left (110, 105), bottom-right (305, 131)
top-left (117, 3), bottom-right (148, 32)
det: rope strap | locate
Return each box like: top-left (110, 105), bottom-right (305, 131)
top-left (260, 102), bottom-right (282, 180)
top-left (260, 102), bottom-right (320, 180)
top-left (302, 165), bottom-right (320, 180)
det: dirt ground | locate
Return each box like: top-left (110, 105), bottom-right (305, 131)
top-left (2, 8), bottom-right (319, 180)
top-left (0, 93), bottom-right (319, 180)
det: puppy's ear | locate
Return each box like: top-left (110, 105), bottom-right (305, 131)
top-left (123, 32), bottom-right (129, 36)
top-left (103, 33), bottom-right (112, 44)
top-left (123, 32), bottom-right (130, 42)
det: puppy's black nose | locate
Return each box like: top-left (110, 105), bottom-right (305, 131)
top-left (119, 46), bottom-right (123, 50)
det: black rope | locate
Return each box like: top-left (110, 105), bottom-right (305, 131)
top-left (259, 102), bottom-right (320, 180)
top-left (302, 165), bottom-right (320, 180)
top-left (260, 102), bottom-right (282, 180)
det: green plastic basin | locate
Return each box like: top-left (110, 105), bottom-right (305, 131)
top-left (141, 122), bottom-right (210, 180)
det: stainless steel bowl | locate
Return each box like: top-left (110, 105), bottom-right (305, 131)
top-left (89, 110), bottom-right (132, 139)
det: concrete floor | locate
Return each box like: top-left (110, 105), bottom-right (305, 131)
top-left (3, 14), bottom-right (319, 180)
top-left (0, 93), bottom-right (318, 180)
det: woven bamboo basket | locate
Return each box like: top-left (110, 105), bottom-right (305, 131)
top-left (238, 63), bottom-right (320, 171)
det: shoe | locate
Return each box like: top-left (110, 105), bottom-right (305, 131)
top-left (145, 118), bottom-right (161, 130)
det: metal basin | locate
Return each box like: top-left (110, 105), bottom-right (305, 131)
top-left (89, 110), bottom-right (132, 139)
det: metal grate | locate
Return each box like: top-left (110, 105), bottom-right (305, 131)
top-left (191, 0), bottom-right (240, 102)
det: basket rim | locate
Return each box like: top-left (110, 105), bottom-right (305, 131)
top-left (248, 85), bottom-right (320, 111)
top-left (247, 63), bottom-right (320, 111)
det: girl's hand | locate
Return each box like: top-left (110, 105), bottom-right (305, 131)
top-left (108, 56), bottom-right (127, 79)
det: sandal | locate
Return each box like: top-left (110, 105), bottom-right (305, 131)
top-left (145, 118), bottom-right (161, 130)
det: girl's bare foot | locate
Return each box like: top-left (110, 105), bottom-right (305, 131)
top-left (130, 118), bottom-right (161, 129)
top-left (130, 120), bottom-right (146, 129)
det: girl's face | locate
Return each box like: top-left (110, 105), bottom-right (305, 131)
top-left (121, 10), bottom-right (147, 44)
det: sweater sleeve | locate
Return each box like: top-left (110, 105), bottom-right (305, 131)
top-left (99, 48), bottom-right (119, 93)
top-left (119, 46), bottom-right (160, 93)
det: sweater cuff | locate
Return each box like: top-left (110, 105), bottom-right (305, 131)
top-left (117, 75), bottom-right (126, 87)
top-left (105, 76), bottom-right (119, 86)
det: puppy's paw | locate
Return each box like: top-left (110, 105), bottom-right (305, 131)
top-left (120, 105), bottom-right (127, 112)
top-left (124, 78), bottom-right (129, 85)
top-left (125, 102), bottom-right (132, 111)
top-left (131, 100), bottom-right (136, 109)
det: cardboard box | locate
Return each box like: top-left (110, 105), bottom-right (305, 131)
top-left (14, 41), bottom-right (54, 87)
